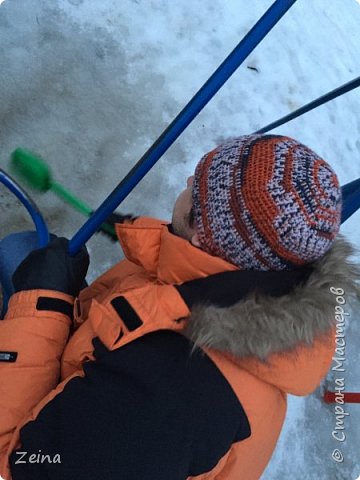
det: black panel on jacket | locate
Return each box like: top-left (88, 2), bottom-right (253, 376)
top-left (176, 265), bottom-right (313, 308)
top-left (10, 331), bottom-right (250, 480)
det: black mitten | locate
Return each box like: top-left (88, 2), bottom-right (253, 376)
top-left (12, 237), bottom-right (89, 297)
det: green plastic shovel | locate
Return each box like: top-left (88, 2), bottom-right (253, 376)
top-left (10, 148), bottom-right (117, 239)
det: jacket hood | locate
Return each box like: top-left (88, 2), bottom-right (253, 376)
top-left (117, 218), bottom-right (360, 395)
top-left (185, 234), bottom-right (360, 394)
top-left (187, 234), bottom-right (360, 357)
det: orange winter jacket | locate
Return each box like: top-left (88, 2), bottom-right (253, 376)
top-left (0, 217), bottom-right (357, 480)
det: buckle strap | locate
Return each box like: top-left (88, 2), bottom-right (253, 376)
top-left (36, 297), bottom-right (74, 319)
top-left (111, 296), bottom-right (143, 332)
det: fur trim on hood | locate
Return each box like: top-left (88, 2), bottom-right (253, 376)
top-left (184, 235), bottom-right (360, 361)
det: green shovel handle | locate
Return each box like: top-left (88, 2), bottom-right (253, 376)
top-left (51, 182), bottom-right (92, 216)
top-left (51, 182), bottom-right (116, 237)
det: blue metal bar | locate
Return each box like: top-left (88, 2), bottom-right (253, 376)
top-left (0, 169), bottom-right (49, 247)
top-left (255, 76), bottom-right (360, 134)
top-left (341, 178), bottom-right (360, 224)
top-left (0, 169), bottom-right (50, 316)
top-left (69, 0), bottom-right (298, 255)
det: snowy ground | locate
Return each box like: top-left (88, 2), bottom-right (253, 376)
top-left (1, 0), bottom-right (360, 478)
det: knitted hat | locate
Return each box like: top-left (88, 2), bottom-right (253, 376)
top-left (192, 134), bottom-right (342, 270)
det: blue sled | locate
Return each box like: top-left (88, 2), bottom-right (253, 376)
top-left (0, 232), bottom-right (42, 317)
top-left (341, 178), bottom-right (360, 224)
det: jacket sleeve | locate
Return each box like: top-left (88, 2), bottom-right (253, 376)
top-left (0, 289), bottom-right (74, 478)
top-left (8, 331), bottom-right (250, 480)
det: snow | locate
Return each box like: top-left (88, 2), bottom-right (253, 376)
top-left (1, 0), bottom-right (360, 478)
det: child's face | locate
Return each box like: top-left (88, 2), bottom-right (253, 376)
top-left (171, 176), bottom-right (200, 247)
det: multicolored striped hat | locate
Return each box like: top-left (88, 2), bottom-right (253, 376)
top-left (192, 134), bottom-right (342, 270)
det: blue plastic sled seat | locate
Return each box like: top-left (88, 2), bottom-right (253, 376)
top-left (0, 232), bottom-right (42, 315)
